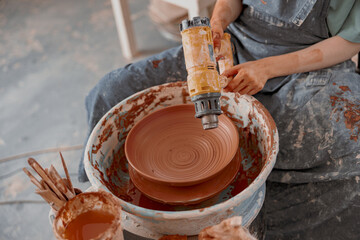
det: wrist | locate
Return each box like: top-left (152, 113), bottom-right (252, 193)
top-left (257, 57), bottom-right (277, 79)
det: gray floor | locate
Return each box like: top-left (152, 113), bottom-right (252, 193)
top-left (0, 0), bottom-right (179, 239)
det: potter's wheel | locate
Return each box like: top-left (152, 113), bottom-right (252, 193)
top-left (84, 81), bottom-right (279, 235)
top-left (125, 104), bottom-right (239, 204)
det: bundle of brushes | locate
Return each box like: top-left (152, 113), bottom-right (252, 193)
top-left (23, 152), bottom-right (81, 212)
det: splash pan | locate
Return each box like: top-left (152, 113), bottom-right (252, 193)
top-left (84, 81), bottom-right (278, 236)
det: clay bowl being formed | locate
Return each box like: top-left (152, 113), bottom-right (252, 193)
top-left (128, 150), bottom-right (241, 205)
top-left (125, 104), bottom-right (239, 187)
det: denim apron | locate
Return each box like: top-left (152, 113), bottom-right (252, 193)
top-left (80, 0), bottom-right (360, 238)
top-left (227, 0), bottom-right (360, 239)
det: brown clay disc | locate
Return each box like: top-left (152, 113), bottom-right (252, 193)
top-left (128, 150), bottom-right (241, 205)
top-left (125, 104), bottom-right (239, 186)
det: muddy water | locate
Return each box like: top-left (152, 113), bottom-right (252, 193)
top-left (63, 210), bottom-right (115, 240)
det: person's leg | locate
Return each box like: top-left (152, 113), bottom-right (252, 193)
top-left (265, 177), bottom-right (360, 240)
top-left (79, 46), bottom-right (186, 181)
top-left (254, 64), bottom-right (360, 239)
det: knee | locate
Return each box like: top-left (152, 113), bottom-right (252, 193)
top-left (87, 67), bottom-right (138, 107)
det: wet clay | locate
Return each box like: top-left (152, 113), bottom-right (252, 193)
top-left (128, 150), bottom-right (241, 205)
top-left (125, 104), bottom-right (239, 186)
top-left (63, 210), bottom-right (114, 240)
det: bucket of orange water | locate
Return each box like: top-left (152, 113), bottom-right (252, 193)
top-left (52, 191), bottom-right (123, 240)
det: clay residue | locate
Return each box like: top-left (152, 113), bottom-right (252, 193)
top-left (220, 97), bottom-right (275, 200)
top-left (220, 119), bottom-right (263, 200)
top-left (152, 59), bottom-right (163, 68)
top-left (330, 86), bottom-right (360, 142)
top-left (221, 95), bottom-right (230, 101)
top-left (92, 124), bottom-right (113, 154)
top-left (181, 87), bottom-right (190, 104)
top-left (252, 100), bottom-right (277, 152)
top-left (198, 216), bottom-right (256, 240)
top-left (339, 85), bottom-right (351, 92)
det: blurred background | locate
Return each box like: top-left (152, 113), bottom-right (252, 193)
top-left (0, 0), bottom-right (215, 239)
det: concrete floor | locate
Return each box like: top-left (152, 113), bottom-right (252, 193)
top-left (0, 0), bottom-right (178, 239)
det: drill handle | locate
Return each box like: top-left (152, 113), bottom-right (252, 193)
top-left (216, 33), bottom-right (234, 88)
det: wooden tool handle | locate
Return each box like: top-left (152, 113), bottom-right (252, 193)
top-left (28, 158), bottom-right (67, 201)
top-left (23, 168), bottom-right (43, 190)
top-left (60, 152), bottom-right (75, 194)
top-left (36, 189), bottom-right (65, 211)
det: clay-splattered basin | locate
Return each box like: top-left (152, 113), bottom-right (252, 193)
top-left (84, 81), bottom-right (278, 237)
top-left (125, 104), bottom-right (239, 187)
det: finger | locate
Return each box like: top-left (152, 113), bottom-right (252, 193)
top-left (222, 76), bottom-right (233, 88)
top-left (221, 65), bottom-right (241, 78)
top-left (232, 72), bottom-right (249, 90)
top-left (212, 32), bottom-right (222, 53)
top-left (234, 84), bottom-right (249, 93)
top-left (247, 88), bottom-right (261, 96)
top-left (238, 86), bottom-right (251, 95)
top-left (225, 71), bottom-right (246, 91)
top-left (228, 78), bottom-right (244, 91)
top-left (225, 76), bottom-right (243, 92)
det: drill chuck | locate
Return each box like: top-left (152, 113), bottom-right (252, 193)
top-left (180, 17), bottom-right (210, 31)
top-left (191, 92), bottom-right (222, 130)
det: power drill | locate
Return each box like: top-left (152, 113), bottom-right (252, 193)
top-left (180, 17), bottom-right (230, 130)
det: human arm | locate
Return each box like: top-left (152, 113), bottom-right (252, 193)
top-left (211, 0), bottom-right (243, 52)
top-left (223, 36), bottom-right (360, 95)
